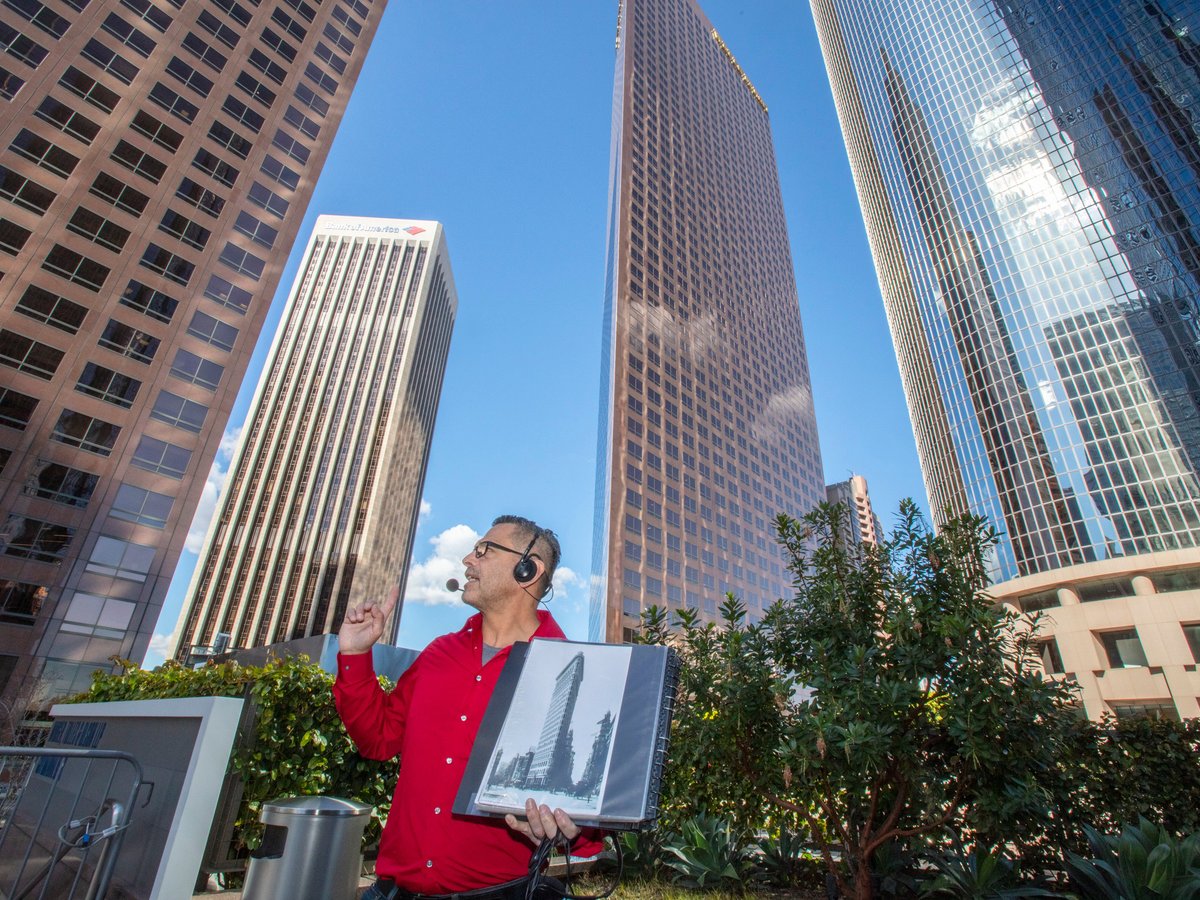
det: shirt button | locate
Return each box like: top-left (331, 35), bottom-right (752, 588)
top-left (434, 807), bottom-right (441, 815)
top-left (475, 675), bottom-right (482, 682)
top-left (426, 860), bottom-right (433, 868)
top-left (460, 715), bottom-right (467, 722)
top-left (446, 757), bottom-right (452, 764)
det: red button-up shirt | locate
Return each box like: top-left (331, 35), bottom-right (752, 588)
top-left (334, 610), bottom-right (602, 892)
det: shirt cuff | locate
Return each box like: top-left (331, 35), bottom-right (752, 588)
top-left (336, 651), bottom-right (376, 683)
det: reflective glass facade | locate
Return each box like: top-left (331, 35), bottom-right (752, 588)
top-left (812, 0), bottom-right (1200, 582)
top-left (591, 0), bottom-right (825, 642)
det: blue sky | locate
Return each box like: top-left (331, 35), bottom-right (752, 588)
top-left (144, 1), bottom-right (926, 665)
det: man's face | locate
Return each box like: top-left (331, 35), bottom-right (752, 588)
top-left (459, 523), bottom-right (531, 611)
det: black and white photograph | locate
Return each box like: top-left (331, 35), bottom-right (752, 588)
top-left (474, 639), bottom-right (632, 818)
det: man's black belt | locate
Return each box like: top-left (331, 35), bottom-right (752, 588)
top-left (372, 874), bottom-right (533, 900)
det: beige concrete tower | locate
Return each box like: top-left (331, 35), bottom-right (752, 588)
top-left (0, 0), bottom-right (386, 707)
top-left (590, 0), bottom-right (826, 643)
top-left (173, 215), bottom-right (455, 657)
top-left (825, 474), bottom-right (882, 551)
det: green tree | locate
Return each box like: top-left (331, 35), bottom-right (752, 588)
top-left (765, 501), bottom-right (1077, 899)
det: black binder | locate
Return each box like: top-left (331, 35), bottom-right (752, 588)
top-left (453, 638), bottom-right (679, 830)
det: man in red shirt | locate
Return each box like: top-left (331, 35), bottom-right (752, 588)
top-left (335, 515), bottom-right (602, 900)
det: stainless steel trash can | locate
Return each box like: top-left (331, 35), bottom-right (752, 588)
top-left (241, 796), bottom-right (373, 900)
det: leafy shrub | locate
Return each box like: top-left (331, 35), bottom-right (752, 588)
top-left (661, 814), bottom-right (756, 890)
top-left (618, 828), bottom-right (667, 880)
top-left (1065, 817), bottom-right (1200, 900)
top-left (65, 657), bottom-right (394, 859)
top-left (755, 828), bottom-right (825, 888)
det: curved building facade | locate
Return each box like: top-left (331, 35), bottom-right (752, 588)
top-left (811, 0), bottom-right (1200, 717)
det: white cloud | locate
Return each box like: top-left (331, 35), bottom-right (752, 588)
top-left (184, 425), bottom-right (242, 553)
top-left (143, 630), bottom-right (176, 668)
top-left (419, 499), bottom-right (432, 519)
top-left (405, 524), bottom-right (481, 606)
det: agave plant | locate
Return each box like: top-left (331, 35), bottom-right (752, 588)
top-left (919, 844), bottom-right (1057, 899)
top-left (756, 827), bottom-right (825, 888)
top-left (1065, 817), bottom-right (1200, 900)
top-left (661, 813), bottom-right (756, 890)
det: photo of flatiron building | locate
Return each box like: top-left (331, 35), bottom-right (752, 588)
top-left (811, 0), bottom-right (1200, 717)
top-left (591, 0), bottom-right (826, 643)
top-left (174, 215), bottom-right (456, 656)
top-left (0, 0), bottom-right (386, 707)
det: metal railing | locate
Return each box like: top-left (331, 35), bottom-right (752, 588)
top-left (0, 746), bottom-right (144, 900)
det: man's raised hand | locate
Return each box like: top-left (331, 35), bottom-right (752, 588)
top-left (338, 585), bottom-right (399, 655)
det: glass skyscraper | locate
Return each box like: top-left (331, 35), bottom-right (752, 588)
top-left (0, 0), bottom-right (385, 710)
top-left (812, 0), bottom-right (1200, 717)
top-left (591, 0), bottom-right (826, 643)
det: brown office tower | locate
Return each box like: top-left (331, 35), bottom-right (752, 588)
top-left (174, 215), bottom-right (455, 658)
top-left (590, 0), bottom-right (826, 642)
top-left (0, 0), bottom-right (385, 708)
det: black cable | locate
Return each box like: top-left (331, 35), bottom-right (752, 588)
top-left (524, 833), bottom-right (624, 900)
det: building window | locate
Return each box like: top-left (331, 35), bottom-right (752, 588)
top-left (27, 461), bottom-right (99, 507)
top-left (1108, 701), bottom-right (1180, 721)
top-left (203, 274), bottom-right (251, 314)
top-left (130, 435), bottom-right (190, 478)
top-left (248, 181), bottom-right (288, 218)
top-left (1, 22), bottom-right (48, 67)
top-left (0, 580), bottom-right (47, 625)
top-left (1098, 628), bottom-right (1149, 668)
top-left (42, 244), bottom-right (110, 290)
top-left (110, 482), bottom-right (173, 528)
top-left (0, 218), bottom-right (32, 254)
top-left (211, 0), bottom-right (251, 27)
top-left (0, 328), bottom-right (63, 377)
top-left (1078, 579), bottom-right (1135, 603)
top-left (120, 0), bottom-right (171, 33)
top-left (1152, 570), bottom-right (1200, 593)
top-left (182, 30), bottom-right (226, 71)
top-left (98, 318), bottom-right (159, 363)
top-left (314, 41), bottom-right (345, 74)
top-left (10, 128), bottom-right (78, 176)
top-left (331, 3), bottom-right (361, 35)
top-left (283, 103), bottom-right (319, 138)
top-left (1183, 623), bottom-right (1200, 664)
top-left (293, 82), bottom-right (327, 116)
top-left (166, 55), bottom-right (212, 97)
top-left (235, 71), bottom-right (275, 107)
top-left (221, 94), bottom-right (264, 132)
top-left (149, 390), bottom-right (206, 432)
top-left (90, 171), bottom-right (149, 215)
top-left (0, 388), bottom-right (38, 430)
top-left (58, 66), bottom-right (120, 112)
top-left (50, 409), bottom-right (120, 454)
top-left (322, 21), bottom-right (353, 53)
top-left (1037, 638), bottom-right (1064, 674)
top-left (60, 592), bottom-right (135, 639)
top-left (271, 128), bottom-right (308, 165)
top-left (148, 82), bottom-right (198, 123)
top-left (303, 62), bottom-right (337, 95)
top-left (111, 140), bottom-right (167, 182)
top-left (0, 166), bottom-right (55, 213)
top-left (247, 48), bottom-right (286, 84)
top-left (15, 285), bottom-right (87, 333)
top-left (75, 362), bottom-right (141, 407)
top-left (139, 242), bottom-right (194, 285)
top-left (175, 177), bottom-right (225, 218)
top-left (234, 210), bottom-right (276, 248)
top-left (120, 279), bottom-right (177, 322)
top-left (187, 310), bottom-right (238, 350)
top-left (218, 242), bottom-right (264, 280)
top-left (260, 27), bottom-right (296, 61)
top-left (80, 38), bottom-right (139, 84)
top-left (159, 209), bottom-right (210, 250)
top-left (67, 207), bottom-right (131, 252)
top-left (270, 7), bottom-right (306, 40)
top-left (84, 534), bottom-right (155, 582)
top-left (192, 148), bottom-right (238, 187)
top-left (1, 515), bottom-right (74, 562)
top-left (197, 9), bottom-right (239, 47)
top-left (260, 154), bottom-right (298, 189)
top-left (2, 0), bottom-right (69, 39)
top-left (282, 0), bottom-right (315, 22)
top-left (130, 109), bottom-right (182, 151)
top-left (0, 64), bottom-right (25, 99)
top-left (100, 12), bottom-right (155, 57)
top-left (208, 120), bottom-right (252, 158)
top-left (170, 348), bottom-right (222, 389)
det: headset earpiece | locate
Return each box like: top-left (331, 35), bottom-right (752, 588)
top-left (513, 531), bottom-right (540, 584)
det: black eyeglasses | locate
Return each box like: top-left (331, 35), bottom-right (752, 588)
top-left (473, 540), bottom-right (524, 559)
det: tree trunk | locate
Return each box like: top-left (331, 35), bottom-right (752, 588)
top-left (853, 862), bottom-right (874, 900)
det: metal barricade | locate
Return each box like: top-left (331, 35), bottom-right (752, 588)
top-left (0, 746), bottom-right (144, 900)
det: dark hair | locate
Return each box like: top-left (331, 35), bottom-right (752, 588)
top-left (492, 514), bottom-right (560, 595)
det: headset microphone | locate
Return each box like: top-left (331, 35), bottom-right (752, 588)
top-left (445, 578), bottom-right (463, 593)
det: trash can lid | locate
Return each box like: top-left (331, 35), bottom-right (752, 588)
top-left (261, 796), bottom-right (373, 817)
